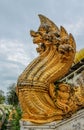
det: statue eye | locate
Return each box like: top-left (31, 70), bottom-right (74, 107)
top-left (55, 33), bottom-right (60, 37)
top-left (56, 43), bottom-right (60, 47)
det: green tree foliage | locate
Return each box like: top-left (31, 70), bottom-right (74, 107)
top-left (1, 112), bottom-right (9, 130)
top-left (11, 106), bottom-right (22, 130)
top-left (6, 83), bottom-right (19, 106)
top-left (0, 90), bottom-right (5, 104)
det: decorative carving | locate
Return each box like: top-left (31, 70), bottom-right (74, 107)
top-left (16, 14), bottom-right (84, 124)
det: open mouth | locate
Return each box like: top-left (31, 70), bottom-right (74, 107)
top-left (33, 37), bottom-right (42, 43)
top-left (30, 30), bottom-right (42, 44)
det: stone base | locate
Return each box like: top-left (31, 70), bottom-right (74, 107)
top-left (20, 109), bottom-right (84, 130)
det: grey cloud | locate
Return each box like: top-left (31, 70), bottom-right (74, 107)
top-left (0, 0), bottom-right (84, 43)
top-left (0, 0), bottom-right (84, 93)
top-left (0, 39), bottom-right (37, 93)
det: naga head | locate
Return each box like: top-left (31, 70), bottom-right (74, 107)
top-left (30, 14), bottom-right (76, 55)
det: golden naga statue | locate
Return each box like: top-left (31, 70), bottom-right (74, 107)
top-left (16, 15), bottom-right (84, 124)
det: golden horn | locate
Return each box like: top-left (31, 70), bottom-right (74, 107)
top-left (69, 33), bottom-right (76, 50)
top-left (60, 26), bottom-right (68, 38)
top-left (38, 14), bottom-right (59, 32)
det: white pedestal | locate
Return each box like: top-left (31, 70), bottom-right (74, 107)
top-left (20, 109), bottom-right (84, 130)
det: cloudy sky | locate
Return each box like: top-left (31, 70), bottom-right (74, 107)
top-left (0, 0), bottom-right (84, 94)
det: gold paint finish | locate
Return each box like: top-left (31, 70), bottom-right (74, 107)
top-left (16, 15), bottom-right (84, 124)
